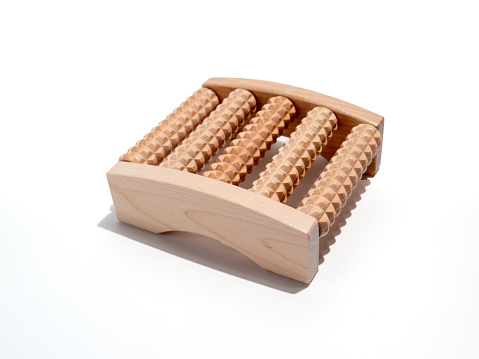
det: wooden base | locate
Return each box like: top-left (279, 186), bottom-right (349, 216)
top-left (107, 162), bottom-right (320, 284)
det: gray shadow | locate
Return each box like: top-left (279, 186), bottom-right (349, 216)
top-left (98, 179), bottom-right (369, 293)
top-left (98, 209), bottom-right (308, 293)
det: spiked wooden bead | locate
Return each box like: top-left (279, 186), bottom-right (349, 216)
top-left (202, 96), bottom-right (296, 185)
top-left (297, 124), bottom-right (382, 236)
top-left (120, 87), bottom-right (219, 165)
top-left (160, 89), bottom-right (256, 173)
top-left (250, 107), bottom-right (337, 203)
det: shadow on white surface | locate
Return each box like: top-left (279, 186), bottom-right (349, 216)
top-left (317, 179), bottom-right (370, 265)
top-left (97, 179), bottom-right (370, 293)
top-left (98, 211), bottom-right (308, 293)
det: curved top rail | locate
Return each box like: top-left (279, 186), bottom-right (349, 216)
top-left (203, 78), bottom-right (384, 176)
top-left (203, 77), bottom-right (383, 128)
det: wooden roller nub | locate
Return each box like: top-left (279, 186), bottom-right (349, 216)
top-left (202, 96), bottom-right (295, 185)
top-left (250, 107), bottom-right (337, 202)
top-left (120, 87), bottom-right (219, 165)
top-left (297, 124), bottom-right (382, 236)
top-left (159, 89), bottom-right (256, 173)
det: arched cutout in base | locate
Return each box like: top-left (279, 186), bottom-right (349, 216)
top-left (107, 162), bottom-right (320, 284)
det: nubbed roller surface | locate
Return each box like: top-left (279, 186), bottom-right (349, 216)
top-left (159, 89), bottom-right (256, 173)
top-left (297, 124), bottom-right (382, 236)
top-left (202, 96), bottom-right (295, 185)
top-left (120, 87), bottom-right (219, 165)
top-left (250, 107), bottom-right (337, 202)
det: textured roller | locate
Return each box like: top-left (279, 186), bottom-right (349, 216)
top-left (119, 88), bottom-right (219, 165)
top-left (250, 107), bottom-right (337, 202)
top-left (202, 96), bottom-right (295, 185)
top-left (297, 124), bottom-right (382, 236)
top-left (159, 89), bottom-right (256, 173)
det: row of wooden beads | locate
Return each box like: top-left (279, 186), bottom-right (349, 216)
top-left (250, 107), bottom-right (338, 202)
top-left (202, 96), bottom-right (295, 184)
top-left (159, 89), bottom-right (256, 172)
top-left (120, 87), bottom-right (219, 165)
top-left (297, 124), bottom-right (382, 236)
top-left (118, 86), bottom-right (382, 238)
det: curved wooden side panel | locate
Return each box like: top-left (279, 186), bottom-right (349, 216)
top-left (107, 162), bottom-right (320, 284)
top-left (203, 77), bottom-right (384, 177)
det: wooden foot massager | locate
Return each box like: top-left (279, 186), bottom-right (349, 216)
top-left (107, 78), bottom-right (384, 284)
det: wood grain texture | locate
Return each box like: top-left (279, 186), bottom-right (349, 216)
top-left (297, 124), bottom-right (382, 236)
top-left (160, 89), bottom-right (256, 173)
top-left (250, 107), bottom-right (337, 203)
top-left (107, 161), bottom-right (320, 284)
top-left (203, 96), bottom-right (295, 185)
top-left (203, 78), bottom-right (384, 177)
top-left (120, 87), bottom-right (219, 165)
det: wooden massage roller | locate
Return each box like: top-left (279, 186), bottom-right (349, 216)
top-left (107, 78), bottom-right (384, 284)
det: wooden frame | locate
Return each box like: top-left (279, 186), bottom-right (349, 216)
top-left (107, 162), bottom-right (319, 283)
top-left (107, 78), bottom-right (384, 284)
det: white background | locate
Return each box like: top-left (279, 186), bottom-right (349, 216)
top-left (1, 1), bottom-right (478, 358)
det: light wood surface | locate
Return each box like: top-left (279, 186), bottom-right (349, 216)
top-left (250, 107), bottom-right (337, 202)
top-left (160, 89), bottom-right (256, 173)
top-left (107, 161), bottom-right (320, 284)
top-left (203, 78), bottom-right (384, 177)
top-left (297, 124), bottom-right (382, 236)
top-left (203, 96), bottom-right (295, 184)
top-left (120, 87), bottom-right (218, 165)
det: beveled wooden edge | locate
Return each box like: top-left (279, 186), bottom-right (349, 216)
top-left (107, 161), bottom-right (320, 284)
top-left (203, 77), bottom-right (384, 177)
